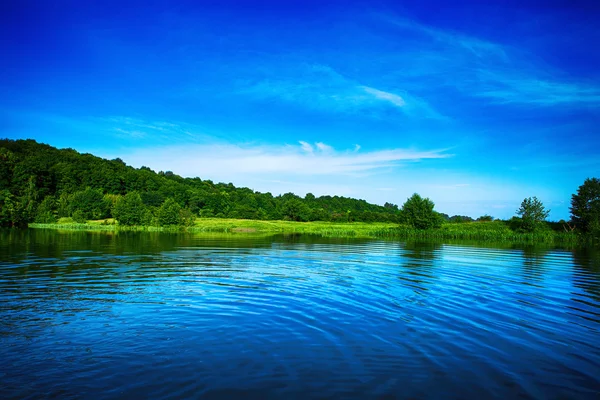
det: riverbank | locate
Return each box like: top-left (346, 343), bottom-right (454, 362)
top-left (28, 218), bottom-right (579, 244)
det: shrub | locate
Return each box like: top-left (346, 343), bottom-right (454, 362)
top-left (113, 192), bottom-right (146, 226)
top-left (72, 210), bottom-right (86, 223)
top-left (157, 198), bottom-right (182, 226)
top-left (401, 193), bottom-right (442, 230)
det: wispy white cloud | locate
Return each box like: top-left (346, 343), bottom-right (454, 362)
top-left (107, 141), bottom-right (451, 179)
top-left (99, 116), bottom-right (213, 142)
top-left (299, 141), bottom-right (313, 153)
top-left (378, 14), bottom-right (600, 108)
top-left (315, 142), bottom-right (333, 152)
top-left (239, 63), bottom-right (444, 119)
top-left (361, 86), bottom-right (406, 107)
top-left (379, 15), bottom-right (508, 60)
top-left (113, 127), bottom-right (146, 139)
top-left (474, 70), bottom-right (600, 106)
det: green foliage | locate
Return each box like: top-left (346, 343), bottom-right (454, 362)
top-left (113, 192), bottom-right (146, 226)
top-left (157, 198), bottom-right (182, 226)
top-left (570, 178), bottom-right (600, 236)
top-left (70, 188), bottom-right (110, 220)
top-left (0, 147), bottom-right (17, 189)
top-left (282, 198), bottom-right (309, 222)
top-left (0, 190), bottom-right (16, 227)
top-left (179, 207), bottom-right (196, 227)
top-left (0, 190), bottom-right (31, 227)
top-left (72, 210), bottom-right (87, 223)
top-left (477, 215), bottom-right (494, 222)
top-left (516, 196), bottom-right (550, 232)
top-left (0, 139), bottom-right (405, 226)
top-left (35, 196), bottom-right (57, 223)
top-left (449, 215), bottom-right (474, 223)
top-left (401, 193), bottom-right (442, 230)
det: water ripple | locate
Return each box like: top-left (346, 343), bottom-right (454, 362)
top-left (0, 231), bottom-right (599, 399)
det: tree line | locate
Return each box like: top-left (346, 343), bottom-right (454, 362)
top-left (1, 139), bottom-right (403, 227)
top-left (1, 139), bottom-right (598, 238)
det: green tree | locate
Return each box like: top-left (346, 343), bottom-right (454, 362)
top-left (72, 209), bottom-right (87, 223)
top-left (281, 198), bottom-right (309, 222)
top-left (113, 192), bottom-right (146, 226)
top-left (157, 198), bottom-right (182, 226)
top-left (570, 177), bottom-right (600, 236)
top-left (179, 207), bottom-right (196, 227)
top-left (401, 193), bottom-right (441, 229)
top-left (70, 187), bottom-right (109, 220)
top-left (0, 147), bottom-right (16, 189)
top-left (35, 196), bottom-right (57, 223)
top-left (0, 190), bottom-right (17, 227)
top-left (516, 196), bottom-right (550, 232)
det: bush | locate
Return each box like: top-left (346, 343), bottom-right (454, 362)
top-left (113, 192), bottom-right (146, 226)
top-left (35, 196), bottom-right (57, 223)
top-left (72, 210), bottom-right (86, 223)
top-left (180, 207), bottom-right (196, 227)
top-left (401, 193), bottom-right (442, 230)
top-left (70, 188), bottom-right (109, 220)
top-left (157, 198), bottom-right (182, 226)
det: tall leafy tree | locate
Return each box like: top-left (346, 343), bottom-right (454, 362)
top-left (113, 192), bottom-right (146, 226)
top-left (157, 198), bottom-right (182, 226)
top-left (281, 198), bottom-right (309, 222)
top-left (516, 196), bottom-right (549, 232)
top-left (401, 193), bottom-right (441, 229)
top-left (35, 196), bottom-right (57, 223)
top-left (570, 178), bottom-right (600, 235)
top-left (70, 188), bottom-right (109, 220)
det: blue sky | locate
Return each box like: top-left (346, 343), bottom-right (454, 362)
top-left (2, 0), bottom-right (599, 220)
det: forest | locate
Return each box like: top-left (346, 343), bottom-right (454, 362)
top-left (1, 139), bottom-right (598, 241)
top-left (1, 139), bottom-right (404, 227)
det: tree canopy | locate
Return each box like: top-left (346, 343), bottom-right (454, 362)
top-left (401, 193), bottom-right (442, 230)
top-left (0, 139), bottom-right (402, 227)
top-left (515, 196), bottom-right (550, 232)
top-left (570, 178), bottom-right (600, 236)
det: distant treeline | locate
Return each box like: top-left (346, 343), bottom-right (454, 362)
top-left (1, 139), bottom-right (598, 241)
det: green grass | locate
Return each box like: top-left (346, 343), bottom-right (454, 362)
top-left (28, 218), bottom-right (580, 244)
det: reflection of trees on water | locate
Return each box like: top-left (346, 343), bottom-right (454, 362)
top-left (571, 247), bottom-right (600, 302)
top-left (0, 229), bottom-right (281, 259)
top-left (517, 245), bottom-right (549, 282)
top-left (402, 241), bottom-right (442, 261)
top-left (398, 241), bottom-right (442, 293)
top-left (0, 229), bottom-right (276, 299)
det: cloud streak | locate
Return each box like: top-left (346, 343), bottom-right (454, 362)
top-left (379, 14), bottom-right (600, 108)
top-left (238, 63), bottom-right (444, 119)
top-left (110, 141), bottom-right (451, 179)
top-left (379, 15), bottom-right (508, 60)
top-left (362, 86), bottom-right (406, 107)
top-left (474, 70), bottom-right (600, 106)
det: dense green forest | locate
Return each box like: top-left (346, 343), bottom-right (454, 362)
top-left (1, 139), bottom-right (598, 241)
top-left (1, 139), bottom-right (405, 227)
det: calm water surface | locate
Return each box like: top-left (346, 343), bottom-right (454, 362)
top-left (0, 229), bottom-right (599, 399)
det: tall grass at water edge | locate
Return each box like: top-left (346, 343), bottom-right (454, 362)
top-left (28, 219), bottom-right (581, 244)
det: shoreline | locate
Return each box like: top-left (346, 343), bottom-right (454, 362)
top-left (28, 218), bottom-right (579, 244)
